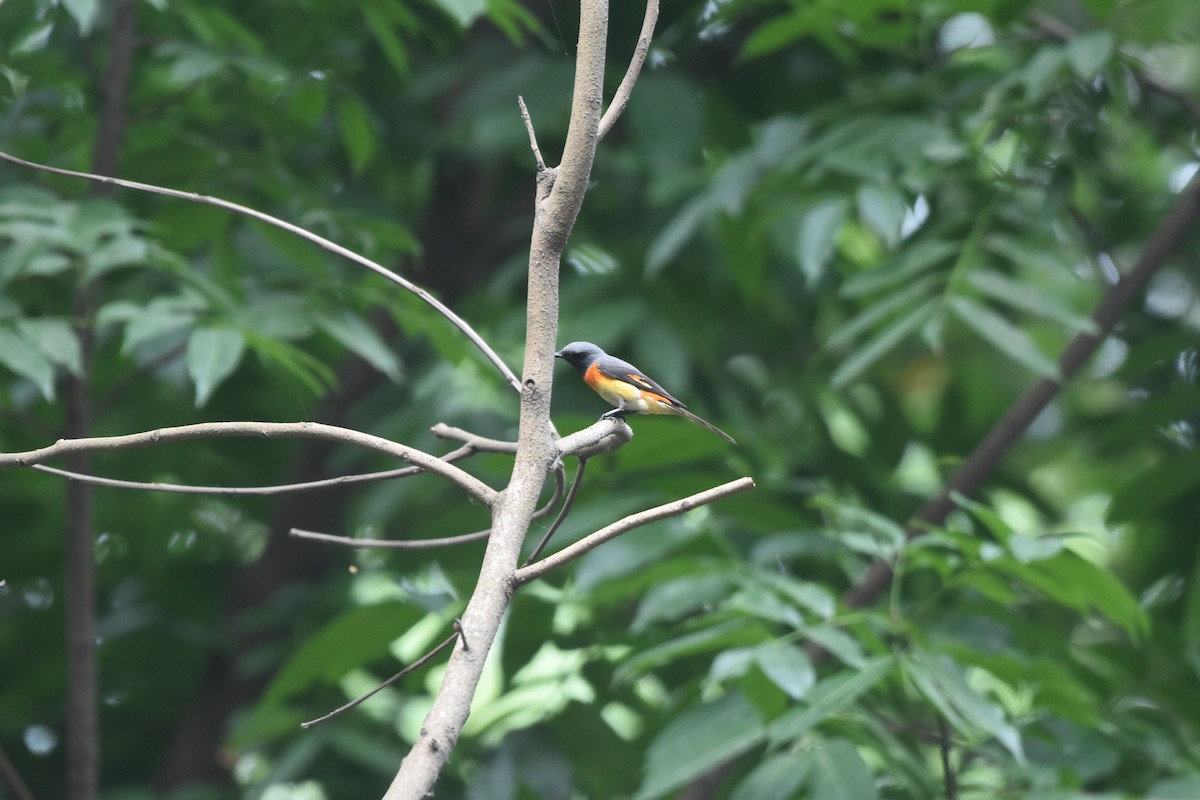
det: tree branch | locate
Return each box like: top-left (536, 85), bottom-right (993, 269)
top-left (0, 743), bottom-right (37, 800)
top-left (0, 149), bottom-right (522, 393)
top-left (289, 462), bottom-right (565, 549)
top-left (597, 0), bottom-right (659, 141)
top-left (522, 456), bottom-right (588, 567)
top-left (300, 632), bottom-right (460, 730)
top-left (556, 417), bottom-right (633, 457)
top-left (514, 477), bottom-right (755, 585)
top-left (29, 444), bottom-right (475, 495)
top-left (517, 95), bottom-right (547, 172)
top-left (382, 0), bottom-right (613, 793)
top-left (0, 422), bottom-right (497, 506)
top-left (430, 423), bottom-right (519, 454)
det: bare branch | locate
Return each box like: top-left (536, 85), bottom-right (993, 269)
top-left (28, 444), bottom-right (476, 495)
top-left (0, 422), bottom-right (497, 506)
top-left (430, 423), bottom-right (519, 454)
top-left (0, 149), bottom-right (522, 393)
top-left (522, 456), bottom-right (588, 566)
top-left (939, 717), bottom-right (958, 800)
top-left (514, 477), bottom-right (755, 585)
top-left (289, 527), bottom-right (490, 549)
top-left (597, 0), bottom-right (660, 141)
top-left (0, 743), bottom-right (37, 800)
top-left (556, 417), bottom-right (633, 457)
top-left (290, 459), bottom-right (565, 549)
top-left (300, 632), bottom-right (460, 730)
top-left (517, 95), bottom-right (547, 172)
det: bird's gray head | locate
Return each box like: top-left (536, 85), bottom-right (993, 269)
top-left (555, 341), bottom-right (606, 372)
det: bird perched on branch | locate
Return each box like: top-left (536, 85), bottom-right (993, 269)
top-left (555, 341), bottom-right (736, 444)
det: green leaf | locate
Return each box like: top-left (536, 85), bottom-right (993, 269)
top-left (1022, 45), bottom-right (1068, 101)
top-left (948, 296), bottom-right (1059, 378)
top-left (770, 656), bottom-right (894, 743)
top-left (826, 275), bottom-right (937, 349)
top-left (119, 296), bottom-right (203, 353)
top-left (1066, 30), bottom-right (1114, 79)
top-left (16, 318), bottom-right (82, 377)
top-left (62, 0), bottom-right (100, 34)
top-left (809, 740), bottom-right (878, 800)
top-left (841, 239), bottom-right (958, 297)
top-left (262, 601), bottom-right (423, 706)
top-left (730, 750), bottom-right (813, 800)
top-left (337, 95), bottom-right (377, 174)
top-left (646, 197), bottom-right (713, 277)
top-left (187, 327), bottom-right (246, 407)
top-left (635, 692), bottom-right (765, 800)
top-left (741, 9), bottom-right (811, 60)
top-left (630, 573), bottom-right (734, 634)
top-left (967, 270), bottom-right (1098, 334)
top-left (802, 624), bottom-right (867, 669)
top-left (1028, 551), bottom-right (1149, 639)
top-left (1147, 773), bottom-right (1200, 799)
top-left (362, 4), bottom-right (411, 78)
top-left (1108, 448), bottom-right (1200, 524)
top-left (856, 184), bottom-right (907, 249)
top-left (82, 235), bottom-right (151, 281)
top-left (615, 619), bottom-right (770, 684)
top-left (950, 491), bottom-right (1015, 544)
top-left (432, 0), bottom-right (487, 28)
top-left (904, 651), bottom-right (1024, 762)
top-left (755, 640), bottom-right (815, 700)
top-left (567, 242), bottom-right (619, 276)
top-left (796, 198), bottom-right (848, 283)
top-left (0, 328), bottom-right (55, 399)
top-left (760, 572), bottom-right (835, 620)
top-left (317, 311), bottom-right (402, 381)
top-left (831, 298), bottom-right (938, 388)
top-left (239, 294), bottom-right (313, 341)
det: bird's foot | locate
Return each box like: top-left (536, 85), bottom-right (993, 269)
top-left (599, 409), bottom-right (628, 421)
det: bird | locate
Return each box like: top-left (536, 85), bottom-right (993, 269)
top-left (555, 341), bottom-right (736, 444)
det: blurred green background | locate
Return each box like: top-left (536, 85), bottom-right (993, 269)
top-left (2, 0), bottom-right (1200, 797)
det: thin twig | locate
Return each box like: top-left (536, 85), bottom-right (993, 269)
top-left (290, 527), bottom-right (490, 549)
top-left (522, 456), bottom-right (587, 566)
top-left (517, 95), bottom-right (547, 171)
top-left (0, 149), bottom-right (522, 393)
top-left (431, 423), bottom-right (519, 454)
top-left (28, 444), bottom-right (475, 495)
top-left (514, 477), bottom-right (755, 584)
top-left (300, 632), bottom-right (460, 729)
top-left (0, 743), bottom-right (37, 800)
top-left (939, 717), bottom-right (958, 800)
top-left (0, 421), bottom-right (497, 505)
top-left (597, 0), bottom-right (660, 141)
top-left (290, 460), bottom-right (566, 549)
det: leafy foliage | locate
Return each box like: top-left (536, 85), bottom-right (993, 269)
top-left (2, 0), bottom-right (1200, 798)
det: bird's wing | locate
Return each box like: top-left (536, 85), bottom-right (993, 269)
top-left (595, 357), bottom-right (686, 408)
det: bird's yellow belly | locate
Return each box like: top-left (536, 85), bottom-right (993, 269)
top-left (595, 379), bottom-right (673, 414)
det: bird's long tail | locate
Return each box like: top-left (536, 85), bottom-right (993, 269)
top-left (675, 407), bottom-right (737, 445)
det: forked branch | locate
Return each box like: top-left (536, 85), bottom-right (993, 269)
top-left (0, 421), bottom-right (497, 506)
top-left (514, 476), bottom-right (755, 584)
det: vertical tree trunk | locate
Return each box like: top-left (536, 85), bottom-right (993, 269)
top-left (65, 2), bottom-right (139, 796)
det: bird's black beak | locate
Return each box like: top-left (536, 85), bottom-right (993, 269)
top-left (554, 349), bottom-right (564, 359)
